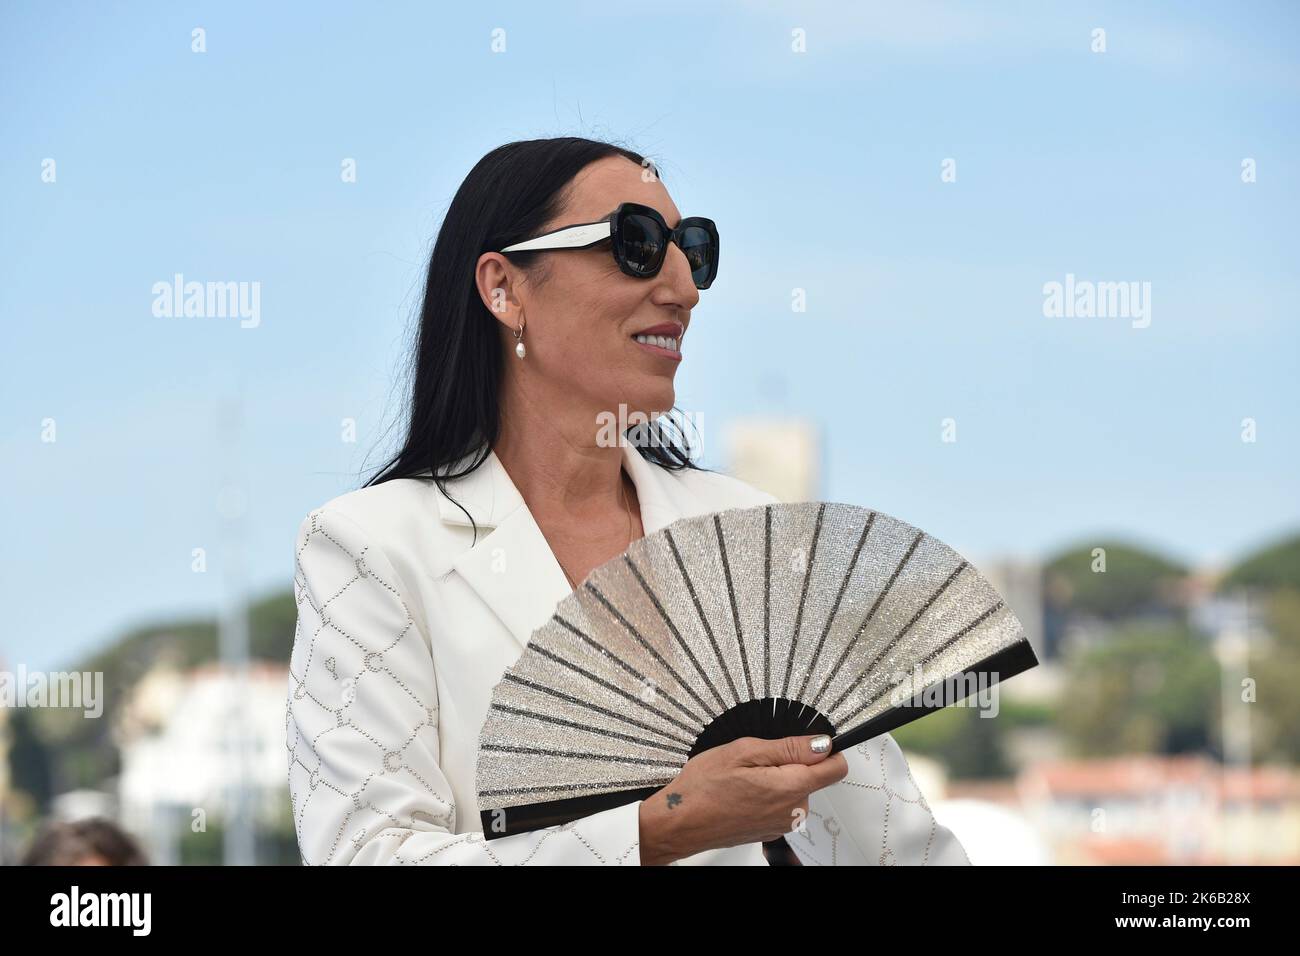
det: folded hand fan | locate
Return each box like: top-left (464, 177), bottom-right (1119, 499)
top-left (477, 501), bottom-right (1038, 839)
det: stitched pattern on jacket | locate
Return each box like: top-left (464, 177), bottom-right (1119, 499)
top-left (286, 506), bottom-right (643, 865)
top-left (784, 736), bottom-right (971, 866)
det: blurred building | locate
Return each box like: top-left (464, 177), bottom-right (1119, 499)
top-left (981, 558), bottom-right (1046, 659)
top-left (1191, 591), bottom-right (1271, 645)
top-left (724, 418), bottom-right (821, 502)
top-left (50, 789), bottom-right (117, 821)
top-left (115, 661), bottom-right (290, 864)
top-left (1008, 754), bottom-right (1300, 865)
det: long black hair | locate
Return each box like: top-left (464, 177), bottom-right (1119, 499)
top-left (364, 137), bottom-right (707, 540)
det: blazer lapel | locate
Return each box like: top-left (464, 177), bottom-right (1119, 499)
top-left (441, 442), bottom-right (705, 654)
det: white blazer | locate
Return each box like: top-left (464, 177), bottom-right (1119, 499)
top-left (286, 441), bottom-right (970, 865)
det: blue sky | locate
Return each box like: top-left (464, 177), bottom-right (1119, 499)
top-left (2, 0), bottom-right (1297, 671)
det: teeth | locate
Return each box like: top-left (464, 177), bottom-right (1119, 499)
top-left (634, 334), bottom-right (679, 351)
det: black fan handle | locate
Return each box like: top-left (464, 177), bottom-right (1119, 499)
top-left (762, 837), bottom-right (801, 865)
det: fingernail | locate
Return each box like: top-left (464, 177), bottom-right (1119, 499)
top-left (810, 734), bottom-right (831, 754)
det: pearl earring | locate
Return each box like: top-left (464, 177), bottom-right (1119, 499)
top-left (513, 315), bottom-right (526, 359)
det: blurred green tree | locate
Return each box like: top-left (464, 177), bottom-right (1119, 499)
top-left (1250, 588), bottom-right (1300, 762)
top-left (7, 709), bottom-right (54, 815)
top-left (1043, 541), bottom-right (1188, 622)
top-left (891, 700), bottom-right (1036, 779)
top-left (1058, 623), bottom-right (1218, 756)
top-left (1219, 533), bottom-right (1300, 593)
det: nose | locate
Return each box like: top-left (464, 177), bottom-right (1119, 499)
top-left (655, 241), bottom-right (702, 309)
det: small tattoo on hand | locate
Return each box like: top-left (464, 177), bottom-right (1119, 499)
top-left (665, 792), bottom-right (682, 809)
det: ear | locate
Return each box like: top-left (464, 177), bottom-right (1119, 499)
top-left (475, 251), bottom-right (525, 331)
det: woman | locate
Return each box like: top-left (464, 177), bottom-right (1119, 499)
top-left (286, 137), bottom-right (969, 865)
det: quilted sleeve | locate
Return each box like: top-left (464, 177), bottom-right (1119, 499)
top-left (784, 734), bottom-right (971, 866)
top-left (286, 506), bottom-right (643, 865)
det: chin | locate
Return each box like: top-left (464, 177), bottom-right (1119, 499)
top-left (630, 379), bottom-right (677, 416)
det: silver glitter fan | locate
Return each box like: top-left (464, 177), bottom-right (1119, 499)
top-left (477, 501), bottom-right (1038, 838)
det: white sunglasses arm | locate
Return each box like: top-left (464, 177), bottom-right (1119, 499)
top-left (499, 221), bottom-right (612, 253)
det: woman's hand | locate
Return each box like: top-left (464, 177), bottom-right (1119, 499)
top-left (637, 734), bottom-right (848, 865)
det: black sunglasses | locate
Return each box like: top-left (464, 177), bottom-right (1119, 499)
top-left (499, 202), bottom-right (719, 289)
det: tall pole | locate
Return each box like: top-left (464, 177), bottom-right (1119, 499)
top-left (1215, 596), bottom-right (1253, 864)
top-left (217, 385), bottom-right (254, 866)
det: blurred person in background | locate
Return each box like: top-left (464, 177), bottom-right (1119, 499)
top-left (21, 817), bottom-right (149, 866)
